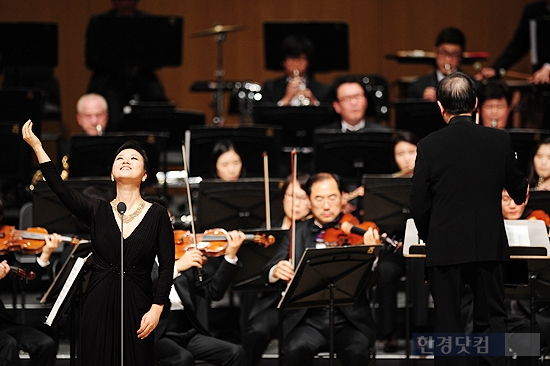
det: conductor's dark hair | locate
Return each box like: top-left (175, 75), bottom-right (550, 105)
top-left (479, 80), bottom-right (512, 107)
top-left (280, 34), bottom-right (314, 61)
top-left (329, 75), bottom-right (366, 103)
top-left (305, 172), bottom-right (344, 196)
top-left (436, 72), bottom-right (477, 115)
top-left (210, 139), bottom-right (245, 179)
top-left (435, 27), bottom-right (466, 50)
top-left (114, 140), bottom-right (149, 173)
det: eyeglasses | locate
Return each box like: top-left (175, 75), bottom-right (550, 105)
top-left (436, 50), bottom-right (462, 60)
top-left (312, 194), bottom-right (340, 207)
top-left (337, 93), bottom-right (365, 104)
top-left (284, 193), bottom-right (309, 203)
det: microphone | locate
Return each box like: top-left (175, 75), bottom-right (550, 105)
top-left (117, 202), bottom-right (127, 215)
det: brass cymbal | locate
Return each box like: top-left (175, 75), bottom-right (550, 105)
top-left (192, 24), bottom-right (246, 37)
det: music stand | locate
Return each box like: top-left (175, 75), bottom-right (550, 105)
top-left (0, 22), bottom-right (58, 68)
top-left (86, 15), bottom-right (183, 68)
top-left (196, 178), bottom-right (284, 231)
top-left (119, 108), bottom-right (205, 152)
top-left (263, 22), bottom-right (349, 72)
top-left (186, 125), bottom-right (283, 178)
top-left (32, 178), bottom-right (115, 235)
top-left (313, 130), bottom-right (396, 181)
top-left (394, 99), bottom-right (446, 140)
top-left (362, 174), bottom-right (412, 235)
top-left (252, 104), bottom-right (335, 148)
top-left (232, 229), bottom-right (288, 291)
top-left (67, 132), bottom-right (168, 186)
top-left (526, 190), bottom-right (550, 215)
top-left (0, 89), bottom-right (44, 134)
top-left (278, 245), bottom-right (381, 364)
top-left (507, 129), bottom-right (550, 175)
top-left (0, 121), bottom-right (35, 185)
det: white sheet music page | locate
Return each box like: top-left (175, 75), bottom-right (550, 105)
top-left (505, 223), bottom-right (531, 247)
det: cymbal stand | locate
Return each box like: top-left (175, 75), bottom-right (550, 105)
top-left (213, 32), bottom-right (227, 126)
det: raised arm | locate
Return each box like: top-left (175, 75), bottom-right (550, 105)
top-left (22, 120), bottom-right (51, 164)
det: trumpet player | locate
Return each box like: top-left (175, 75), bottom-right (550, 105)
top-left (408, 27), bottom-right (471, 101)
top-left (260, 34), bottom-right (330, 106)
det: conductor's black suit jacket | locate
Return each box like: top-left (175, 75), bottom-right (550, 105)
top-left (249, 218), bottom-right (376, 341)
top-left (410, 115), bottom-right (527, 267)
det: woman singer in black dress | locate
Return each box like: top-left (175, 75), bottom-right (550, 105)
top-left (22, 120), bottom-right (174, 366)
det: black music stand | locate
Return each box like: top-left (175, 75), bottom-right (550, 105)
top-left (362, 174), bottom-right (413, 235)
top-left (263, 22), bottom-right (349, 72)
top-left (32, 178), bottom-right (115, 235)
top-left (0, 89), bottom-right (44, 134)
top-left (119, 108), bottom-right (205, 152)
top-left (508, 129), bottom-right (550, 175)
top-left (86, 15), bottom-right (183, 68)
top-left (186, 125), bottom-right (283, 178)
top-left (67, 132), bottom-right (168, 186)
top-left (278, 245), bottom-right (381, 365)
top-left (0, 121), bottom-right (35, 185)
top-left (526, 190), bottom-right (550, 215)
top-left (232, 229), bottom-right (287, 291)
top-left (0, 22), bottom-right (58, 68)
top-left (313, 130), bottom-right (396, 181)
top-left (196, 179), bottom-right (284, 231)
top-left (252, 104), bottom-right (335, 148)
top-left (394, 99), bottom-right (446, 140)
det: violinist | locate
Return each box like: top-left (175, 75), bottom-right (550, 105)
top-left (0, 198), bottom-right (62, 366)
top-left (241, 173), bottom-right (311, 366)
top-left (502, 188), bottom-right (550, 234)
top-left (246, 172), bottom-right (378, 366)
top-left (153, 196), bottom-right (247, 366)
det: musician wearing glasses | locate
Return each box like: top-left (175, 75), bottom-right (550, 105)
top-left (319, 75), bottom-right (391, 132)
top-left (407, 27), bottom-right (468, 101)
top-left (243, 173), bottom-right (379, 365)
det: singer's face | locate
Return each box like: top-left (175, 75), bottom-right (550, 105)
top-left (310, 178), bottom-right (342, 225)
top-left (481, 98), bottom-right (510, 129)
top-left (434, 43), bottom-right (462, 75)
top-left (112, 148), bottom-right (146, 183)
top-left (77, 98), bottom-right (108, 136)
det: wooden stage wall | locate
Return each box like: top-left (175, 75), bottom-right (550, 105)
top-left (0, 0), bottom-right (534, 134)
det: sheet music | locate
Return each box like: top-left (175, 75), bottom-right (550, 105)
top-left (505, 224), bottom-right (531, 247)
top-left (45, 253), bottom-right (91, 326)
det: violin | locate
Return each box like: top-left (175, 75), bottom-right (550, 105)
top-left (10, 266), bottom-right (36, 282)
top-left (174, 228), bottom-right (276, 259)
top-left (527, 210), bottom-right (550, 227)
top-left (322, 213), bottom-right (398, 249)
top-left (0, 225), bottom-right (89, 255)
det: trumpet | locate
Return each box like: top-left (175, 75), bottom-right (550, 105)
top-left (293, 70), bottom-right (310, 106)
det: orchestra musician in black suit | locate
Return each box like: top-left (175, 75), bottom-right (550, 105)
top-left (154, 229), bottom-right (247, 366)
top-left (244, 172), bottom-right (378, 366)
top-left (260, 34), bottom-right (330, 106)
top-left (408, 27), bottom-right (472, 101)
top-left (410, 72), bottom-right (528, 366)
top-left (480, 0), bottom-right (550, 84)
top-left (0, 199), bottom-right (62, 366)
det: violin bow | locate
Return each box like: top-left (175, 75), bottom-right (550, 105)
top-left (181, 144), bottom-right (202, 280)
top-left (263, 152), bottom-right (271, 230)
top-left (289, 149), bottom-right (297, 268)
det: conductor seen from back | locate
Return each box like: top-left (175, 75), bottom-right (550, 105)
top-left (409, 72), bottom-right (528, 365)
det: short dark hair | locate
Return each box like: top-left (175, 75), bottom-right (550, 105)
top-left (113, 140), bottom-right (149, 173)
top-left (305, 172), bottom-right (344, 196)
top-left (435, 27), bottom-right (466, 50)
top-left (392, 131), bottom-right (419, 147)
top-left (280, 34), bottom-right (314, 61)
top-left (479, 80), bottom-right (512, 107)
top-left (436, 72), bottom-right (477, 115)
top-left (330, 75), bottom-right (366, 103)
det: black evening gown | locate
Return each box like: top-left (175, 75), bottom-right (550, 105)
top-left (41, 161), bottom-right (174, 366)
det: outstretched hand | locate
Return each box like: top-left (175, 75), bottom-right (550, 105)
top-left (22, 120), bottom-right (51, 163)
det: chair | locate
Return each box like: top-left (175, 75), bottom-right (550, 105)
top-left (18, 201), bottom-right (33, 230)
